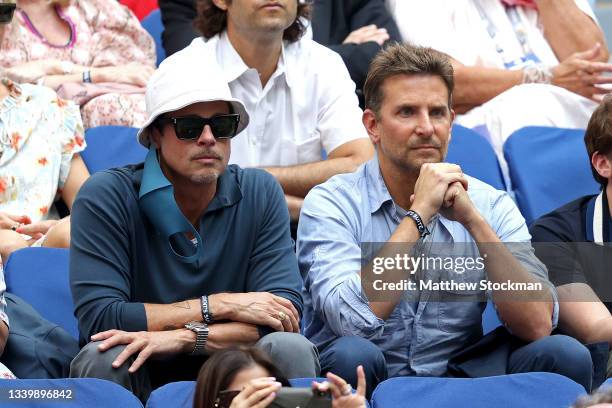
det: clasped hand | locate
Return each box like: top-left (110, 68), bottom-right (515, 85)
top-left (410, 163), bottom-right (480, 227)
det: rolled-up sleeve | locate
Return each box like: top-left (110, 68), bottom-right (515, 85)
top-left (298, 183), bottom-right (385, 339)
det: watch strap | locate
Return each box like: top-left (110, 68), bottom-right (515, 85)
top-left (185, 321), bottom-right (208, 355)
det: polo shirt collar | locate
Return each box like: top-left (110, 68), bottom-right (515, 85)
top-left (586, 191), bottom-right (612, 244)
top-left (205, 165), bottom-right (243, 213)
top-left (218, 31), bottom-right (291, 88)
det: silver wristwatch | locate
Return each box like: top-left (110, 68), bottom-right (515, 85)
top-left (184, 321), bottom-right (209, 355)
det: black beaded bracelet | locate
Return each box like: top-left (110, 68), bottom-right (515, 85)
top-left (201, 295), bottom-right (214, 324)
top-left (406, 210), bottom-right (430, 239)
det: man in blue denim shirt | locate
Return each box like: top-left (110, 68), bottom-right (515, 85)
top-left (297, 43), bottom-right (593, 395)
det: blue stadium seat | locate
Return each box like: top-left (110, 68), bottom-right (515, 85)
top-left (503, 127), bottom-right (600, 224)
top-left (482, 301), bottom-right (502, 335)
top-left (142, 9), bottom-right (166, 67)
top-left (4, 247), bottom-right (78, 340)
top-left (146, 381), bottom-right (194, 408)
top-left (0, 378), bottom-right (143, 408)
top-left (370, 373), bottom-right (586, 408)
top-left (82, 126), bottom-right (147, 173)
top-left (600, 378), bottom-right (612, 389)
top-left (446, 125), bottom-right (505, 190)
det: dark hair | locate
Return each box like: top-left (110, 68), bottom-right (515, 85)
top-left (193, 347), bottom-right (290, 408)
top-left (572, 387), bottom-right (612, 408)
top-left (585, 94), bottom-right (612, 189)
top-left (364, 43), bottom-right (454, 116)
top-left (194, 0), bottom-right (311, 42)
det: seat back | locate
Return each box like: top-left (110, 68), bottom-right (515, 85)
top-left (446, 125), bottom-right (505, 190)
top-left (146, 381), bottom-right (194, 408)
top-left (4, 247), bottom-right (78, 339)
top-left (0, 378), bottom-right (143, 407)
top-left (503, 127), bottom-right (600, 224)
top-left (482, 301), bottom-right (502, 335)
top-left (81, 126), bottom-right (147, 173)
top-left (141, 9), bottom-right (166, 67)
top-left (371, 373), bottom-right (586, 408)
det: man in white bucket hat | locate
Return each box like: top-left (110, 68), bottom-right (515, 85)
top-left (68, 56), bottom-right (319, 401)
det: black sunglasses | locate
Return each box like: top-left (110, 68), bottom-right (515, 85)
top-left (157, 114), bottom-right (240, 140)
top-left (0, 3), bottom-right (16, 24)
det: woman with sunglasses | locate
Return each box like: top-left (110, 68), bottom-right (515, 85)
top-left (194, 347), bottom-right (367, 408)
top-left (0, 0), bottom-right (155, 128)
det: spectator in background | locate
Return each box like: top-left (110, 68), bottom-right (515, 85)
top-left (193, 347), bottom-right (366, 408)
top-left (163, 0), bottom-right (373, 225)
top-left (160, 0), bottom-right (401, 105)
top-left (0, 0), bottom-right (156, 128)
top-left (0, 0), bottom-right (88, 263)
top-left (298, 43), bottom-right (593, 396)
top-left (119, 0), bottom-right (158, 21)
top-left (310, 0), bottom-right (401, 105)
top-left (531, 95), bottom-right (612, 378)
top-left (69, 52), bottom-right (318, 402)
top-left (386, 0), bottom-right (612, 187)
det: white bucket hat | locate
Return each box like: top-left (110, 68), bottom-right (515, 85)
top-left (137, 50), bottom-right (249, 147)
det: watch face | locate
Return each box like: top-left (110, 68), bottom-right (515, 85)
top-left (186, 321), bottom-right (208, 332)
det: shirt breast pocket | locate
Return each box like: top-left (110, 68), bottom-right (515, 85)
top-left (435, 268), bottom-right (487, 333)
top-left (294, 132), bottom-right (323, 164)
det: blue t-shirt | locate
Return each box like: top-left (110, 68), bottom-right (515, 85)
top-left (70, 163), bottom-right (302, 344)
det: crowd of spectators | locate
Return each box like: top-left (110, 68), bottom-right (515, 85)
top-left (0, 0), bottom-right (611, 407)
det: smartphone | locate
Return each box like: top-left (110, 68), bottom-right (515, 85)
top-left (270, 387), bottom-right (332, 408)
top-left (0, 2), bottom-right (15, 24)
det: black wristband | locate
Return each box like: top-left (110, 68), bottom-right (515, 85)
top-left (201, 295), bottom-right (214, 324)
top-left (406, 210), bottom-right (430, 239)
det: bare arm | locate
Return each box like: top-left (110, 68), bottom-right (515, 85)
top-left (143, 291), bottom-right (300, 333)
top-left (451, 59), bottom-right (523, 113)
top-left (537, 0), bottom-right (609, 62)
top-left (61, 154), bottom-right (89, 211)
top-left (557, 283), bottom-right (612, 346)
top-left (264, 139), bottom-right (374, 198)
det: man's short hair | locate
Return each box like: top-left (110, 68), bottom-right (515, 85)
top-left (585, 95), bottom-right (612, 189)
top-left (194, 0), bottom-right (311, 42)
top-left (364, 43), bottom-right (454, 117)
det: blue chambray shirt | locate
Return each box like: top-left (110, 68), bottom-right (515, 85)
top-left (297, 155), bottom-right (558, 377)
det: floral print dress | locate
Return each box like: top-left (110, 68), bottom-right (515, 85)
top-left (0, 79), bottom-right (85, 223)
top-left (0, 0), bottom-right (155, 129)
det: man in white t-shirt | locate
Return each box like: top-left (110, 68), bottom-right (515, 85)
top-left (387, 0), bottom-right (612, 186)
top-left (163, 0), bottom-right (374, 221)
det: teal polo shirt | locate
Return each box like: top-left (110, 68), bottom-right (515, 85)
top-left (70, 164), bottom-right (302, 344)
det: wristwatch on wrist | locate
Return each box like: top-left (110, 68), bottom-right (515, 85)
top-left (406, 210), bottom-right (430, 239)
top-left (200, 295), bottom-right (214, 324)
top-left (184, 321), bottom-right (209, 355)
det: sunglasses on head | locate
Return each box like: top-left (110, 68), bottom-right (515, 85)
top-left (0, 3), bottom-right (16, 24)
top-left (156, 114), bottom-right (240, 140)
